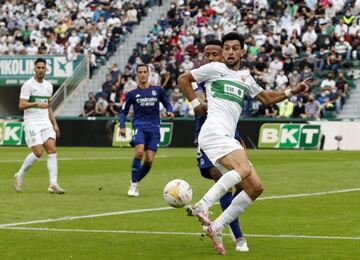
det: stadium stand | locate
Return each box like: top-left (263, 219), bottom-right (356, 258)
top-left (88, 0), bottom-right (360, 119)
top-left (1, 0), bottom-right (358, 118)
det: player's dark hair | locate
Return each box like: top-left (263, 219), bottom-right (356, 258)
top-left (205, 39), bottom-right (222, 48)
top-left (136, 64), bottom-right (148, 72)
top-left (221, 32), bottom-right (244, 49)
top-left (34, 58), bottom-right (46, 65)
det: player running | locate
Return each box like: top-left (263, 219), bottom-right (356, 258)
top-left (178, 32), bottom-right (311, 255)
top-left (14, 58), bottom-right (65, 194)
top-left (119, 64), bottom-right (174, 197)
top-left (192, 39), bottom-right (248, 252)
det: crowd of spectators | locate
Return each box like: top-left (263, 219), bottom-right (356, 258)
top-left (44, 0), bottom-right (357, 119)
top-left (0, 0), bottom-right (155, 78)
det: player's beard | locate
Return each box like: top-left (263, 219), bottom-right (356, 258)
top-left (225, 57), bottom-right (239, 69)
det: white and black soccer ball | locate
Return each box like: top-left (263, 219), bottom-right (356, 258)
top-left (163, 179), bottom-right (192, 208)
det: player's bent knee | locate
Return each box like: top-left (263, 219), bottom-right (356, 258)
top-left (33, 150), bottom-right (43, 158)
top-left (240, 166), bottom-right (252, 180)
top-left (253, 184), bottom-right (264, 198)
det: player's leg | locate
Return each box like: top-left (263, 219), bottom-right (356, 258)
top-left (14, 123), bottom-right (43, 192)
top-left (138, 149), bottom-right (155, 182)
top-left (196, 148), bottom-right (251, 214)
top-left (137, 129), bottom-right (159, 182)
top-left (43, 128), bottom-right (65, 194)
top-left (211, 164), bottom-right (263, 236)
top-left (128, 128), bottom-right (145, 196)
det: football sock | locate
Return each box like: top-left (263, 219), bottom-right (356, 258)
top-left (17, 152), bottom-right (39, 178)
top-left (47, 153), bottom-right (58, 185)
top-left (131, 157), bottom-right (141, 183)
top-left (200, 170), bottom-right (241, 211)
top-left (212, 191), bottom-right (253, 232)
top-left (220, 192), bottom-right (243, 238)
top-left (138, 164), bottom-right (151, 182)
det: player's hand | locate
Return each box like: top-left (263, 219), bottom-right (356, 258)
top-left (119, 128), bottom-right (126, 138)
top-left (194, 103), bottom-right (207, 115)
top-left (291, 77), bottom-right (312, 95)
top-left (54, 125), bottom-right (60, 138)
top-left (166, 112), bottom-right (174, 119)
top-left (36, 102), bottom-right (50, 109)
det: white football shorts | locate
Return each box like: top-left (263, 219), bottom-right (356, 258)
top-left (24, 121), bottom-right (56, 148)
top-left (198, 127), bottom-right (244, 166)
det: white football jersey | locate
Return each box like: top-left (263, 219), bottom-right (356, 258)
top-left (191, 62), bottom-right (263, 137)
top-left (19, 77), bottom-right (53, 124)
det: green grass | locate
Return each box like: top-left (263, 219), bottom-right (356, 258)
top-left (0, 147), bottom-right (359, 259)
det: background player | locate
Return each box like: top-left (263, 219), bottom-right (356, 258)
top-left (193, 40), bottom-right (248, 252)
top-left (179, 32), bottom-right (311, 254)
top-left (14, 58), bottom-right (65, 194)
top-left (119, 64), bottom-right (174, 197)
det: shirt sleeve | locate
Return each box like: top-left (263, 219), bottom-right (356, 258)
top-left (158, 87), bottom-right (173, 113)
top-left (19, 82), bottom-right (31, 100)
top-left (247, 72), bottom-right (264, 98)
top-left (190, 63), bottom-right (216, 84)
top-left (119, 92), bottom-right (133, 128)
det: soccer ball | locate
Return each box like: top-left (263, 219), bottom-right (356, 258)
top-left (163, 179), bottom-right (192, 208)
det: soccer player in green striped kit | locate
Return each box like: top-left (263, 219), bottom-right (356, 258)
top-left (15, 58), bottom-right (65, 194)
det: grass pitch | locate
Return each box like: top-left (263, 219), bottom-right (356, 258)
top-left (0, 147), bottom-right (359, 259)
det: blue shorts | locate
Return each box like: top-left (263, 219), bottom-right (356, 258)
top-left (196, 146), bottom-right (214, 179)
top-left (132, 127), bottom-right (160, 152)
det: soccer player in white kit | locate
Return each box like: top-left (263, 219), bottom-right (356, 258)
top-left (178, 32), bottom-right (311, 255)
top-left (14, 58), bottom-right (65, 194)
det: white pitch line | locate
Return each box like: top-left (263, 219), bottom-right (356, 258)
top-left (0, 188), bottom-right (359, 228)
top-left (257, 188), bottom-right (360, 201)
top-left (0, 207), bottom-right (172, 228)
top-left (0, 155), bottom-right (168, 163)
top-left (1, 227), bottom-right (359, 241)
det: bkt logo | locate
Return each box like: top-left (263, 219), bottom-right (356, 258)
top-left (0, 122), bottom-right (24, 146)
top-left (258, 123), bottom-right (321, 149)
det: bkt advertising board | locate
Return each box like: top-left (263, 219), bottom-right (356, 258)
top-left (258, 123), bottom-right (321, 149)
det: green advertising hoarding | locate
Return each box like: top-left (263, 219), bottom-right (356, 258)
top-left (258, 123), bottom-right (321, 149)
top-left (0, 121), bottom-right (24, 146)
top-left (0, 55), bottom-right (85, 86)
top-left (113, 122), bottom-right (173, 147)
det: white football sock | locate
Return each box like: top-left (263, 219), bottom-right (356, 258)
top-left (17, 152), bottom-right (39, 178)
top-left (200, 170), bottom-right (241, 211)
top-left (212, 191), bottom-right (253, 232)
top-left (47, 153), bottom-right (58, 185)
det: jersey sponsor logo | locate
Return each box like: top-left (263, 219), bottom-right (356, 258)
top-left (135, 94), bottom-right (141, 98)
top-left (28, 95), bottom-right (49, 109)
top-left (0, 122), bottom-right (24, 146)
top-left (220, 73), bottom-right (227, 77)
top-left (113, 122), bottom-right (173, 147)
top-left (211, 80), bottom-right (246, 106)
top-left (136, 97), bottom-right (158, 107)
top-left (258, 123), bottom-right (321, 149)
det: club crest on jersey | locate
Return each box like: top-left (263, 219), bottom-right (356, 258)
top-left (152, 90), bottom-right (156, 96)
top-left (240, 77), bottom-right (246, 82)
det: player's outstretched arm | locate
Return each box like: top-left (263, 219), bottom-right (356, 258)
top-left (255, 77), bottom-right (312, 106)
top-left (178, 72), bottom-right (206, 115)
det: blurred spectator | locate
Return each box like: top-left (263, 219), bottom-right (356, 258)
top-left (95, 96), bottom-right (108, 116)
top-left (292, 97), bottom-right (307, 118)
top-left (81, 92), bottom-right (96, 117)
top-left (106, 101), bottom-right (119, 116)
top-left (305, 95), bottom-right (321, 119)
top-left (336, 72), bottom-right (349, 100)
top-left (102, 74), bottom-right (113, 96)
top-left (278, 99), bottom-right (294, 118)
top-left (264, 104), bottom-right (279, 118)
top-left (320, 73), bottom-right (336, 93)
